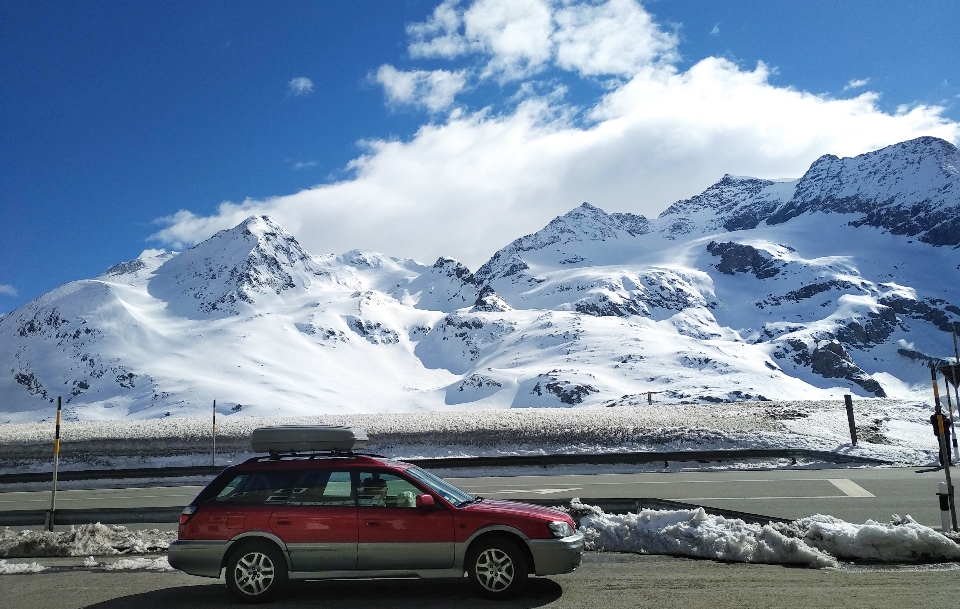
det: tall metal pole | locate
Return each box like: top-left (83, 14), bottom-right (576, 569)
top-left (47, 396), bottom-right (62, 532)
top-left (931, 364), bottom-right (957, 531)
top-left (212, 399), bottom-right (217, 467)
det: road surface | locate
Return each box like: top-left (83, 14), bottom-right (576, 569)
top-left (3, 553), bottom-right (958, 609)
top-left (0, 466), bottom-right (951, 527)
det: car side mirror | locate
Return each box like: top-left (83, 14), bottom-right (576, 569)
top-left (415, 494), bottom-right (435, 508)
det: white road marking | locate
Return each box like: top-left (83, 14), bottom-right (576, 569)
top-left (488, 488), bottom-right (583, 495)
top-left (827, 478), bottom-right (875, 497)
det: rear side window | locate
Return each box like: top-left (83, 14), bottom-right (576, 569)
top-left (210, 471), bottom-right (296, 505)
top-left (288, 470), bottom-right (353, 506)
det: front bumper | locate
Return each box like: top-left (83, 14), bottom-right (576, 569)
top-left (528, 532), bottom-right (584, 576)
top-left (167, 539), bottom-right (233, 578)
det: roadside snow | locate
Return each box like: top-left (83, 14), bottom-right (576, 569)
top-left (101, 556), bottom-right (173, 571)
top-left (572, 499), bottom-right (960, 568)
top-left (1, 505), bottom-right (958, 570)
top-left (0, 399), bottom-right (945, 473)
top-left (0, 524), bottom-right (176, 558)
top-left (0, 559), bottom-right (46, 574)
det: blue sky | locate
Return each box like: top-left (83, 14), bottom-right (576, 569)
top-left (2, 0), bottom-right (959, 314)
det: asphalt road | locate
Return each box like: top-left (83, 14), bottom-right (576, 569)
top-left (0, 466), bottom-right (952, 528)
top-left (3, 553), bottom-right (959, 609)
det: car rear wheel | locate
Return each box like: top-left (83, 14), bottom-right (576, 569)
top-left (466, 537), bottom-right (528, 599)
top-left (225, 541), bottom-right (287, 603)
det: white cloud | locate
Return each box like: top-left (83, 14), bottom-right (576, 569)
top-left (293, 161), bottom-right (318, 170)
top-left (710, 23), bottom-right (720, 36)
top-left (553, 0), bottom-right (678, 76)
top-left (0, 284), bottom-right (17, 297)
top-left (845, 78), bottom-right (870, 90)
top-left (152, 0), bottom-right (960, 272)
top-left (374, 65), bottom-right (467, 112)
top-left (288, 77), bottom-right (314, 96)
top-left (408, 0), bottom-right (675, 81)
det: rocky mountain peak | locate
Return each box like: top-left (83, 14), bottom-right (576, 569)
top-left (148, 215), bottom-right (325, 317)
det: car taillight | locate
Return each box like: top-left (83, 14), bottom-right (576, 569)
top-left (179, 505), bottom-right (197, 525)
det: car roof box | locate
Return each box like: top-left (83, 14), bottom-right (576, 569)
top-left (250, 425), bottom-right (368, 454)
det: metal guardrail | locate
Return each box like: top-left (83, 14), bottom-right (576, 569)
top-left (0, 448), bottom-right (889, 486)
top-left (0, 498), bottom-right (790, 527)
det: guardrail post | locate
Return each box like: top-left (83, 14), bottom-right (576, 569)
top-left (844, 394), bottom-right (857, 446)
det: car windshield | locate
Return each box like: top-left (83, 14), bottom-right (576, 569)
top-left (404, 465), bottom-right (474, 506)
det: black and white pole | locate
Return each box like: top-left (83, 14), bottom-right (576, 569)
top-left (931, 363), bottom-right (957, 531)
top-left (944, 370), bottom-right (960, 462)
top-left (46, 396), bottom-right (62, 532)
top-left (844, 394), bottom-right (857, 446)
top-left (212, 399), bottom-right (217, 467)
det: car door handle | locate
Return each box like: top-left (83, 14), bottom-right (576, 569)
top-left (275, 518), bottom-right (292, 525)
top-left (365, 521), bottom-right (381, 526)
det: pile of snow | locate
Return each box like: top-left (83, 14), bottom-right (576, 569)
top-left (0, 559), bottom-right (46, 574)
top-left (572, 499), bottom-right (960, 568)
top-left (0, 524), bottom-right (176, 558)
top-left (89, 556), bottom-right (173, 571)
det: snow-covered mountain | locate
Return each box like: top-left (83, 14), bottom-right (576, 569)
top-left (2, 137), bottom-right (959, 422)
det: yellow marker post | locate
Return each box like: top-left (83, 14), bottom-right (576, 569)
top-left (46, 396), bottom-right (62, 531)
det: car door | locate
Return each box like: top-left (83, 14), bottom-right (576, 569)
top-left (355, 470), bottom-right (455, 571)
top-left (270, 469), bottom-right (358, 572)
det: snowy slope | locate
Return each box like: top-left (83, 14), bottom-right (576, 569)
top-left (1, 137), bottom-right (959, 423)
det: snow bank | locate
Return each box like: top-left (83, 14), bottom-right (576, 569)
top-left (0, 559), bottom-right (46, 574)
top-left (0, 524), bottom-right (176, 558)
top-left (0, 399), bottom-right (940, 469)
top-left (575, 500), bottom-right (838, 568)
top-left (783, 514), bottom-right (960, 562)
top-left (572, 499), bottom-right (960, 567)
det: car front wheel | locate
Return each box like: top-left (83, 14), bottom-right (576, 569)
top-left (466, 537), bottom-right (529, 599)
top-left (225, 541), bottom-right (287, 603)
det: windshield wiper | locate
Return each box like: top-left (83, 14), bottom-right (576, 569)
top-left (457, 495), bottom-right (483, 507)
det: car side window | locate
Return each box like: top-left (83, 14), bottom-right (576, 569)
top-left (210, 471), bottom-right (296, 505)
top-left (356, 471), bottom-right (423, 509)
top-left (288, 470), bottom-right (353, 506)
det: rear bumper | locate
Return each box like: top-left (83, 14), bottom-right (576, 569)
top-left (529, 532), bottom-right (584, 576)
top-left (167, 540), bottom-right (232, 578)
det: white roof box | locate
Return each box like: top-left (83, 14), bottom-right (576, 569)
top-left (250, 425), bottom-right (368, 454)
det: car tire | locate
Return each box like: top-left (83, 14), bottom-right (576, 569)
top-left (466, 537), bottom-right (529, 599)
top-left (225, 540), bottom-right (288, 604)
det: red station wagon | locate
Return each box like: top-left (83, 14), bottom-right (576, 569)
top-left (168, 426), bottom-right (584, 602)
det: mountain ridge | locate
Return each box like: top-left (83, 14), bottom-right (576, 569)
top-left (1, 136), bottom-right (958, 422)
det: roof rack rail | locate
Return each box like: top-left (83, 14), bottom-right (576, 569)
top-left (239, 450), bottom-right (389, 464)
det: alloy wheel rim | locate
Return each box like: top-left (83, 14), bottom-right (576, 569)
top-left (234, 551), bottom-right (276, 596)
top-left (475, 548), bottom-right (514, 592)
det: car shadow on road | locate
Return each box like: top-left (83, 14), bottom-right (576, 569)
top-left (84, 577), bottom-right (564, 608)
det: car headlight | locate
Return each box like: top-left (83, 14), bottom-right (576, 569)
top-left (548, 521), bottom-right (575, 538)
